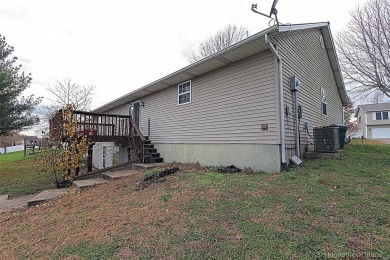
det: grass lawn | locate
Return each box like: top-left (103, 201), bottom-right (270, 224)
top-left (0, 143), bottom-right (389, 259)
top-left (0, 150), bottom-right (53, 197)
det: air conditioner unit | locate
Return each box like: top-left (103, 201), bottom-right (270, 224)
top-left (313, 127), bottom-right (340, 152)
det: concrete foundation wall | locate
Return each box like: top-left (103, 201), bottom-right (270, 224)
top-left (154, 143), bottom-right (281, 173)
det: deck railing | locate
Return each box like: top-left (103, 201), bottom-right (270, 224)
top-left (71, 110), bottom-right (136, 142)
top-left (50, 110), bottom-right (145, 141)
top-left (49, 109), bottom-right (146, 162)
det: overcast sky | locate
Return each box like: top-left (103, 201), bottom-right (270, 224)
top-left (1, 0), bottom-right (368, 110)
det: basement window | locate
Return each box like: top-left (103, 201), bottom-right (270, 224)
top-left (321, 87), bottom-right (328, 116)
top-left (178, 80), bottom-right (191, 105)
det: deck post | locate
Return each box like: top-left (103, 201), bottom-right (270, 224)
top-left (87, 144), bottom-right (94, 172)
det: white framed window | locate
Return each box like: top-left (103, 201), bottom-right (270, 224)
top-left (178, 80), bottom-right (191, 105)
top-left (321, 87), bottom-right (328, 116)
top-left (374, 111), bottom-right (389, 120)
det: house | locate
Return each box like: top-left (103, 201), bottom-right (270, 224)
top-left (355, 103), bottom-right (390, 139)
top-left (83, 22), bottom-right (348, 173)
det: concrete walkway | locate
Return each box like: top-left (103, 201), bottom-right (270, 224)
top-left (72, 178), bottom-right (108, 191)
top-left (102, 170), bottom-right (138, 180)
top-left (27, 189), bottom-right (70, 207)
top-left (1, 167), bottom-right (143, 214)
top-left (0, 194), bottom-right (36, 213)
top-left (133, 163), bottom-right (167, 171)
top-left (0, 189), bottom-right (71, 213)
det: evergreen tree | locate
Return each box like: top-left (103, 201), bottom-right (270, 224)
top-left (0, 35), bottom-right (41, 136)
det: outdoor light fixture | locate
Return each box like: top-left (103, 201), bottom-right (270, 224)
top-left (140, 101), bottom-right (145, 107)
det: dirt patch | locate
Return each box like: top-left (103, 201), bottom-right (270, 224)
top-left (164, 162), bottom-right (206, 173)
top-left (216, 165), bottom-right (241, 174)
top-left (265, 173), bottom-right (281, 182)
top-left (136, 167), bottom-right (179, 190)
top-left (348, 232), bottom-right (386, 252)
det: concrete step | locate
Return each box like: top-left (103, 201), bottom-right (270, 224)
top-left (132, 162), bottom-right (167, 171)
top-left (27, 188), bottom-right (70, 207)
top-left (144, 157), bottom-right (164, 163)
top-left (72, 178), bottom-right (108, 191)
top-left (143, 140), bottom-right (151, 144)
top-left (144, 144), bottom-right (154, 149)
top-left (102, 170), bottom-right (138, 180)
top-left (304, 151), bottom-right (342, 160)
top-left (0, 194), bottom-right (36, 213)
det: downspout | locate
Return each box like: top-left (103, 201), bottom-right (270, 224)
top-left (265, 34), bottom-right (287, 170)
top-left (292, 89), bottom-right (300, 157)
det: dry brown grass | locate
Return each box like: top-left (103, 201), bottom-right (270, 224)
top-left (0, 144), bottom-right (389, 259)
top-left (0, 172), bottom-right (194, 258)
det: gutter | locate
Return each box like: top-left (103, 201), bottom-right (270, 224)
top-left (265, 34), bottom-right (287, 169)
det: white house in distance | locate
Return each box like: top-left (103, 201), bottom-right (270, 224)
top-left (355, 103), bottom-right (390, 139)
top-left (89, 22), bottom-right (348, 173)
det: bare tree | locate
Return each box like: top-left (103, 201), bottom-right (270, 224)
top-left (368, 91), bottom-right (385, 104)
top-left (337, 0), bottom-right (390, 101)
top-left (47, 79), bottom-right (95, 111)
top-left (0, 134), bottom-right (25, 153)
top-left (188, 24), bottom-right (249, 63)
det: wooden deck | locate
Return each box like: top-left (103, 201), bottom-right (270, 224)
top-left (50, 110), bottom-right (145, 143)
top-left (49, 109), bottom-right (146, 171)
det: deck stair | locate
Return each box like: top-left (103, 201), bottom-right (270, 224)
top-left (143, 137), bottom-right (163, 163)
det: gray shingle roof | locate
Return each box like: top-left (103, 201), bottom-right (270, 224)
top-left (94, 22), bottom-right (347, 112)
top-left (358, 103), bottom-right (390, 112)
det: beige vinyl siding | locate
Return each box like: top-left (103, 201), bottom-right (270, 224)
top-left (275, 29), bottom-right (343, 157)
top-left (366, 110), bottom-right (390, 126)
top-left (137, 50), bottom-right (278, 144)
top-left (105, 103), bottom-right (129, 116)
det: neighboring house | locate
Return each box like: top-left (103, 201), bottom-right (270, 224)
top-left (89, 22), bottom-right (347, 173)
top-left (355, 103), bottom-right (390, 139)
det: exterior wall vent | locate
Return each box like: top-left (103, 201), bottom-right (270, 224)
top-left (313, 127), bottom-right (340, 152)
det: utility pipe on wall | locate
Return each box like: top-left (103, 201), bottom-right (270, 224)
top-left (265, 34), bottom-right (287, 169)
top-left (292, 90), bottom-right (300, 158)
top-left (290, 75), bottom-right (301, 158)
